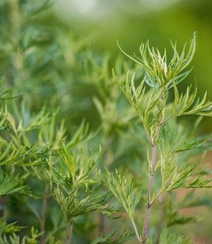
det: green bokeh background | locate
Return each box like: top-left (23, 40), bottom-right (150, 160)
top-left (51, 0), bottom-right (212, 130)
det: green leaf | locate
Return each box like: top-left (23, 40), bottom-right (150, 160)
top-left (0, 219), bottom-right (25, 234)
top-left (57, 142), bottom-right (75, 180)
top-left (91, 231), bottom-right (116, 244)
top-left (101, 168), bottom-right (141, 222)
top-left (117, 33), bottom-right (196, 88)
top-left (51, 185), bottom-right (110, 223)
top-left (171, 83), bottom-right (212, 118)
top-left (159, 226), bottom-right (191, 244)
top-left (67, 119), bottom-right (90, 147)
top-left (91, 229), bottom-right (134, 244)
top-left (0, 168), bottom-right (28, 195)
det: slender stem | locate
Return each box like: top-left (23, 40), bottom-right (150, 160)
top-left (156, 194), bottom-right (166, 244)
top-left (142, 142), bottom-right (158, 243)
top-left (142, 89), bottom-right (167, 243)
top-left (141, 102), bottom-right (165, 243)
top-left (131, 219), bottom-right (142, 244)
top-left (142, 204), bottom-right (151, 244)
top-left (149, 145), bottom-right (157, 201)
top-left (99, 136), bottom-right (111, 235)
top-left (66, 221), bottom-right (73, 244)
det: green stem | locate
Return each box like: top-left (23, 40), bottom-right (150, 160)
top-left (131, 219), bottom-right (142, 244)
top-left (66, 221), bottom-right (73, 244)
top-left (99, 137), bottom-right (111, 235)
top-left (142, 144), bottom-right (157, 243)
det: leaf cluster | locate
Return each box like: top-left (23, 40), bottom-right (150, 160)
top-left (1, 1), bottom-right (212, 242)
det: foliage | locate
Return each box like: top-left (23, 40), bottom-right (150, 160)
top-left (0, 1), bottom-right (212, 244)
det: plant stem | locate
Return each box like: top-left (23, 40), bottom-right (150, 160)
top-left (142, 144), bottom-right (157, 243)
top-left (66, 221), bottom-right (73, 244)
top-left (131, 219), bottom-right (142, 244)
top-left (142, 204), bottom-right (151, 244)
top-left (149, 145), bottom-right (157, 201)
top-left (99, 136), bottom-right (111, 235)
top-left (156, 194), bottom-right (166, 244)
top-left (142, 90), bottom-right (165, 243)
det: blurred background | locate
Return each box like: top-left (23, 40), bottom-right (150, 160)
top-left (51, 0), bottom-right (212, 129)
top-left (52, 0), bottom-right (212, 90)
top-left (1, 0), bottom-right (212, 243)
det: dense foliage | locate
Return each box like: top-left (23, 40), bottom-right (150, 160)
top-left (1, 1), bottom-right (212, 244)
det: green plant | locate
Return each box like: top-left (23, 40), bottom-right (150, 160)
top-left (102, 32), bottom-right (212, 243)
top-left (1, 1), bottom-right (212, 243)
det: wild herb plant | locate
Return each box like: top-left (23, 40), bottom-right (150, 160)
top-left (100, 33), bottom-right (212, 243)
top-left (1, 1), bottom-right (212, 244)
